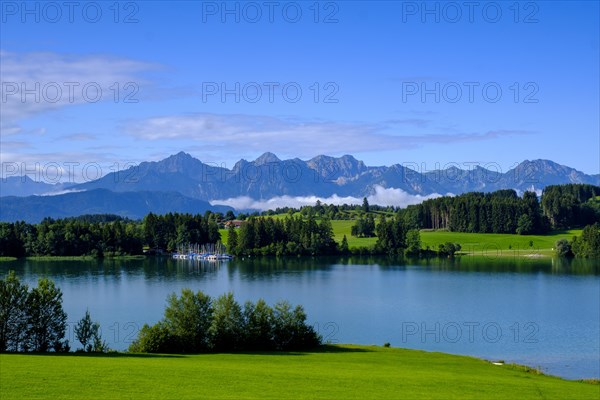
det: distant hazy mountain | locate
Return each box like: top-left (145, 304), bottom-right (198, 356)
top-left (1, 153), bottom-right (597, 221)
top-left (0, 189), bottom-right (232, 223)
top-left (0, 176), bottom-right (72, 197)
top-left (69, 152), bottom-right (597, 198)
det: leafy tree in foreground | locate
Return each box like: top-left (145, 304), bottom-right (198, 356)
top-left (129, 290), bottom-right (321, 353)
top-left (75, 310), bottom-right (103, 352)
top-left (243, 299), bottom-right (275, 351)
top-left (163, 289), bottom-right (213, 352)
top-left (0, 271), bottom-right (29, 352)
top-left (273, 301), bottom-right (321, 351)
top-left (209, 293), bottom-right (244, 351)
top-left (129, 322), bottom-right (175, 353)
top-left (26, 278), bottom-right (68, 352)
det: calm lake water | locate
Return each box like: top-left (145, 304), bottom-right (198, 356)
top-left (4, 256), bottom-right (599, 380)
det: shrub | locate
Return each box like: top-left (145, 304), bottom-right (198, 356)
top-left (554, 239), bottom-right (572, 257)
top-left (129, 322), bottom-right (175, 353)
top-left (129, 290), bottom-right (321, 354)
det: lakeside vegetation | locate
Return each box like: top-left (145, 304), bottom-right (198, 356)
top-left (1, 345), bottom-right (598, 399)
top-left (129, 289), bottom-right (321, 353)
top-left (1, 273), bottom-right (320, 354)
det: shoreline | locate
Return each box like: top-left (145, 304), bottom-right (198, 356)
top-left (0, 255), bottom-right (147, 263)
top-left (0, 251), bottom-right (586, 262)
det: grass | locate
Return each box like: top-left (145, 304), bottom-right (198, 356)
top-left (419, 229), bottom-right (582, 257)
top-left (0, 256), bottom-right (18, 262)
top-left (220, 217), bottom-right (582, 257)
top-left (1, 345), bottom-right (596, 399)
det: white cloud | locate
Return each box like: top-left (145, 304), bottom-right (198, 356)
top-left (39, 189), bottom-right (85, 196)
top-left (0, 50), bottom-right (156, 134)
top-left (125, 112), bottom-right (532, 159)
top-left (210, 185), bottom-right (447, 211)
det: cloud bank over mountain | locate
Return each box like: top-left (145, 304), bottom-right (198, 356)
top-left (210, 185), bottom-right (445, 211)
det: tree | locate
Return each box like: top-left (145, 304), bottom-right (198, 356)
top-left (571, 223), bottom-right (600, 258)
top-left (351, 215), bottom-right (375, 238)
top-left (0, 271), bottom-right (29, 352)
top-left (340, 235), bottom-right (349, 255)
top-left (209, 292), bottom-right (244, 351)
top-left (237, 220), bottom-right (255, 255)
top-left (516, 214), bottom-right (534, 235)
top-left (227, 225), bottom-right (238, 255)
top-left (438, 242), bottom-right (461, 257)
top-left (75, 310), bottom-right (100, 352)
top-left (0, 224), bottom-right (25, 257)
top-left (243, 299), bottom-right (275, 350)
top-left (207, 219), bottom-right (221, 244)
top-left (405, 229), bottom-right (421, 255)
top-left (129, 322), bottom-right (175, 353)
top-left (224, 210), bottom-right (236, 221)
top-left (362, 197), bottom-right (370, 213)
top-left (26, 278), bottom-right (68, 352)
top-left (163, 289), bottom-right (213, 352)
top-left (316, 218), bottom-right (337, 254)
top-left (273, 301), bottom-right (320, 351)
top-left (175, 223), bottom-right (191, 246)
top-left (554, 239), bottom-right (572, 257)
top-left (130, 292), bottom-right (321, 354)
top-left (541, 184), bottom-right (600, 228)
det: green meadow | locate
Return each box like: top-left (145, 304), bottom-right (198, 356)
top-left (1, 345), bottom-right (596, 399)
top-left (419, 229), bottom-right (582, 256)
top-left (220, 217), bottom-right (581, 256)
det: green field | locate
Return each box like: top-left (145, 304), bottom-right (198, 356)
top-left (419, 229), bottom-right (582, 256)
top-left (220, 218), bottom-right (582, 256)
top-left (1, 345), bottom-right (596, 399)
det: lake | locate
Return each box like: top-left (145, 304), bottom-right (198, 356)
top-left (4, 255), bottom-right (599, 380)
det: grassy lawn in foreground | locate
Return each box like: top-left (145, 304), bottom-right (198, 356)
top-left (0, 345), bottom-right (596, 399)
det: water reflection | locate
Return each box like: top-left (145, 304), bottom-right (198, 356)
top-left (2, 255), bottom-right (598, 280)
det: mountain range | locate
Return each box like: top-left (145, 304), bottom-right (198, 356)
top-left (1, 152), bottom-right (598, 222)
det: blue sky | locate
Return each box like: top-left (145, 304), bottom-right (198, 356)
top-left (1, 1), bottom-right (598, 182)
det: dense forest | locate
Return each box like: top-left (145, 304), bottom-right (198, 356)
top-left (399, 184), bottom-right (600, 234)
top-left (0, 213), bottom-right (221, 258)
top-left (227, 215), bottom-right (338, 256)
